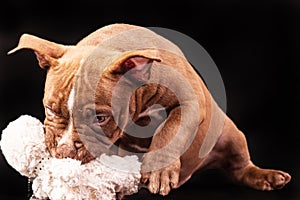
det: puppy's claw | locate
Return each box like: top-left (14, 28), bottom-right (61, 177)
top-left (141, 176), bottom-right (149, 184)
top-left (170, 170), bottom-right (179, 188)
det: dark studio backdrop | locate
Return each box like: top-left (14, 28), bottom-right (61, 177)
top-left (0, 0), bottom-right (299, 199)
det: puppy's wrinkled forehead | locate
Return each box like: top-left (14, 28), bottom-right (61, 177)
top-left (72, 48), bottom-right (119, 106)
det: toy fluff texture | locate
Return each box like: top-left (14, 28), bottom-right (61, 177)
top-left (0, 115), bottom-right (141, 200)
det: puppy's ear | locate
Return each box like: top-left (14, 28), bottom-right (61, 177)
top-left (8, 34), bottom-right (66, 68)
top-left (109, 50), bottom-right (161, 81)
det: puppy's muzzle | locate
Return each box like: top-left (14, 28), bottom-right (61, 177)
top-left (55, 144), bottom-right (76, 159)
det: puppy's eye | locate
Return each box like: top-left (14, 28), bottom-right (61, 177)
top-left (95, 115), bottom-right (110, 126)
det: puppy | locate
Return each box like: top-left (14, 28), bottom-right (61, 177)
top-left (8, 23), bottom-right (291, 197)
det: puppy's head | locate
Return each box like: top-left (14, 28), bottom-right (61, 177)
top-left (8, 29), bottom-right (163, 163)
top-left (8, 33), bottom-right (95, 163)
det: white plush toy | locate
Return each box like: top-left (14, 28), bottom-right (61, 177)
top-left (0, 115), bottom-right (142, 200)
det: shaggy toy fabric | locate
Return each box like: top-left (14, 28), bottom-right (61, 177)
top-left (0, 115), bottom-right (141, 200)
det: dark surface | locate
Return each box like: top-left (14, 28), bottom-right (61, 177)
top-left (0, 0), bottom-right (299, 199)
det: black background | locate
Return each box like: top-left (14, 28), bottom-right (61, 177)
top-left (0, 0), bottom-right (299, 199)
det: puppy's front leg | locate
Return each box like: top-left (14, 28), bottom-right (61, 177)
top-left (141, 106), bottom-right (194, 196)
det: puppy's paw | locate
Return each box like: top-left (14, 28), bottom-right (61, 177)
top-left (237, 165), bottom-right (291, 191)
top-left (141, 159), bottom-right (180, 196)
top-left (257, 169), bottom-right (291, 190)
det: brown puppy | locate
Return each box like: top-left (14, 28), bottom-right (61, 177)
top-left (9, 23), bottom-right (291, 197)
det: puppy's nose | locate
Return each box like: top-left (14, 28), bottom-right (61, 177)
top-left (55, 144), bottom-right (76, 159)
